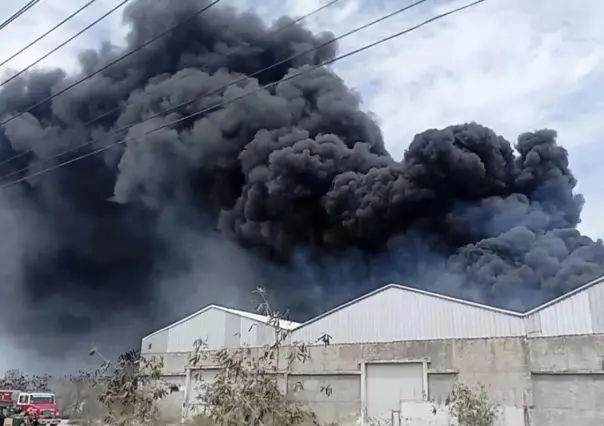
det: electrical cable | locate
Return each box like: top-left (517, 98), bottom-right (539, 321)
top-left (79, 0), bottom-right (346, 129)
top-left (0, 0), bottom-right (100, 71)
top-left (0, 0), bottom-right (131, 92)
top-left (0, 0), bottom-right (423, 180)
top-left (0, 0), bottom-right (42, 32)
top-left (0, 0), bottom-right (223, 128)
top-left (0, 0), bottom-right (345, 174)
top-left (0, 1), bottom-right (35, 31)
top-left (0, 0), bottom-right (486, 189)
top-left (0, 0), bottom-right (132, 170)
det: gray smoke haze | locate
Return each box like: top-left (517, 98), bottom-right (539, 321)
top-left (0, 0), bottom-right (602, 366)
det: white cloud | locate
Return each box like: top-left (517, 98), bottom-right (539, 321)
top-left (0, 0), bottom-right (603, 239)
top-left (287, 0), bottom-right (604, 237)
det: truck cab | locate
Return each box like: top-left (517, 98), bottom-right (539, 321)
top-left (16, 392), bottom-right (60, 426)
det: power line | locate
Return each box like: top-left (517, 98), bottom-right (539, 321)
top-left (0, 0), bottom-right (100, 71)
top-left (0, 1), bottom-right (36, 31)
top-left (281, 0), bottom-right (343, 27)
top-left (81, 0), bottom-right (345, 129)
top-left (0, 0), bottom-right (131, 170)
top-left (0, 0), bottom-right (422, 181)
top-left (0, 0), bottom-right (486, 190)
top-left (0, 0), bottom-right (42, 32)
top-left (0, 0), bottom-right (223, 129)
top-left (0, 0), bottom-right (131, 91)
top-left (0, 0), bottom-right (345, 174)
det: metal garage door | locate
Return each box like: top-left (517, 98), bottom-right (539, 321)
top-left (186, 368), bottom-right (221, 417)
top-left (157, 375), bottom-right (186, 422)
top-left (366, 363), bottom-right (424, 420)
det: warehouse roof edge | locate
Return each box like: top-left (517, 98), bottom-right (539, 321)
top-left (144, 273), bottom-right (604, 339)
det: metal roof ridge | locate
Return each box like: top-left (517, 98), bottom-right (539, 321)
top-left (141, 304), bottom-right (217, 339)
top-left (143, 274), bottom-right (604, 339)
top-left (289, 274), bottom-right (604, 332)
top-left (524, 274), bottom-right (604, 316)
top-left (386, 283), bottom-right (525, 317)
top-left (142, 303), bottom-right (301, 339)
top-left (288, 283), bottom-right (525, 332)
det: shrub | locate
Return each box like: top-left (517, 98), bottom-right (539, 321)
top-left (187, 287), bottom-right (331, 426)
top-left (444, 382), bottom-right (500, 426)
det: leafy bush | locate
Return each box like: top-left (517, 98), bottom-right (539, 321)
top-left (0, 369), bottom-right (50, 391)
top-left (188, 287), bottom-right (331, 426)
top-left (444, 382), bottom-right (500, 426)
top-left (55, 370), bottom-right (104, 422)
top-left (94, 349), bottom-right (178, 426)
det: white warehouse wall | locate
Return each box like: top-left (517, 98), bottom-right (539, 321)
top-left (525, 276), bottom-right (604, 337)
top-left (142, 328), bottom-right (169, 354)
top-left (142, 305), bottom-right (285, 353)
top-left (525, 290), bottom-right (593, 337)
top-left (142, 275), bottom-right (604, 356)
top-left (290, 284), bottom-right (526, 345)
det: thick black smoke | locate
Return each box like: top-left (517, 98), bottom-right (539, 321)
top-left (0, 0), bottom-right (602, 363)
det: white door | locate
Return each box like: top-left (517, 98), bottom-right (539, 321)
top-left (366, 363), bottom-right (424, 420)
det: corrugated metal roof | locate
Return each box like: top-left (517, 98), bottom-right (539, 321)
top-left (524, 274), bottom-right (604, 315)
top-left (297, 275), bottom-right (604, 330)
top-left (142, 304), bottom-right (300, 339)
top-left (293, 283), bottom-right (525, 331)
top-left (218, 306), bottom-right (299, 330)
top-left (290, 284), bottom-right (526, 343)
top-left (144, 274), bottom-right (604, 341)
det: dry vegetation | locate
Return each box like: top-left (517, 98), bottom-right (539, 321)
top-left (442, 383), bottom-right (500, 426)
top-left (0, 369), bottom-right (51, 391)
top-left (3, 288), bottom-right (499, 426)
top-left (186, 287), bottom-right (332, 426)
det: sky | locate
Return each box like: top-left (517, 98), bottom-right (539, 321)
top-left (0, 0), bottom-right (603, 239)
top-left (0, 0), bottom-right (602, 372)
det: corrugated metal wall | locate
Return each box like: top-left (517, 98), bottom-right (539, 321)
top-left (291, 286), bottom-right (526, 344)
top-left (141, 329), bottom-right (169, 354)
top-left (142, 307), bottom-right (279, 353)
top-left (144, 279), bottom-right (604, 356)
top-left (167, 307), bottom-right (226, 352)
top-left (525, 280), bottom-right (604, 337)
top-left (588, 282), bottom-right (604, 333)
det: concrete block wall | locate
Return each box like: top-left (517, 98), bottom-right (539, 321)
top-left (294, 338), bottom-right (531, 405)
top-left (528, 335), bottom-right (604, 425)
top-left (294, 339), bottom-right (528, 425)
top-left (287, 374), bottom-right (360, 423)
top-left (154, 335), bottom-right (604, 426)
top-left (157, 337), bottom-right (529, 425)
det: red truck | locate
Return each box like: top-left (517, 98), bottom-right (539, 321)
top-left (0, 389), bottom-right (17, 404)
top-left (1, 391), bottom-right (61, 426)
top-left (0, 390), bottom-right (19, 414)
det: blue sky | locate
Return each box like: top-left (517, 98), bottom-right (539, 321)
top-left (1, 0), bottom-right (603, 239)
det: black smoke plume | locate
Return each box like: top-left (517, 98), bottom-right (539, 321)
top-left (0, 0), bottom-right (602, 364)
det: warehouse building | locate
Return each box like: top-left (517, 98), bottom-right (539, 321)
top-left (142, 275), bottom-right (604, 426)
